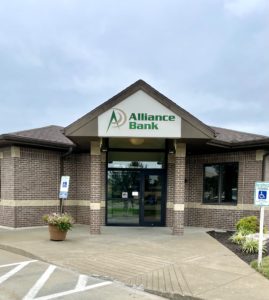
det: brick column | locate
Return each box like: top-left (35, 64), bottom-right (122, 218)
top-left (172, 143), bottom-right (186, 235)
top-left (166, 153), bottom-right (175, 228)
top-left (90, 141), bottom-right (101, 234)
top-left (100, 152), bottom-right (106, 225)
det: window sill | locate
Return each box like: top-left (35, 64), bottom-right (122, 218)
top-left (202, 202), bottom-right (237, 206)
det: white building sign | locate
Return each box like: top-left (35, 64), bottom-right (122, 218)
top-left (254, 181), bottom-right (269, 206)
top-left (98, 90), bottom-right (181, 138)
top-left (59, 176), bottom-right (70, 199)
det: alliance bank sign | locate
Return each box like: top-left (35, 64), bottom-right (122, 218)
top-left (97, 90), bottom-right (181, 138)
top-left (106, 108), bottom-right (176, 132)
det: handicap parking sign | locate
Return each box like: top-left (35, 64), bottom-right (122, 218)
top-left (255, 182), bottom-right (269, 206)
top-left (59, 176), bottom-right (70, 199)
top-left (62, 181), bottom-right (68, 188)
top-left (258, 190), bottom-right (267, 200)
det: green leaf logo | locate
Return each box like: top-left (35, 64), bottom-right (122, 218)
top-left (106, 108), bottom-right (127, 132)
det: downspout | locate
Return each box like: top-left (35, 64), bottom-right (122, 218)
top-left (59, 146), bottom-right (74, 213)
top-left (262, 152), bottom-right (269, 181)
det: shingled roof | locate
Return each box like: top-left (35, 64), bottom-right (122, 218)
top-left (0, 123), bottom-right (269, 150)
top-left (0, 125), bottom-right (74, 149)
top-left (211, 126), bottom-right (269, 147)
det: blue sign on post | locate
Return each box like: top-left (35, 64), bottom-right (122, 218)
top-left (255, 182), bottom-right (269, 206)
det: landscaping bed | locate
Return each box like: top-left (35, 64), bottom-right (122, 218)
top-left (207, 230), bottom-right (269, 264)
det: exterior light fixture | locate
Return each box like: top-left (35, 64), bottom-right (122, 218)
top-left (129, 138), bottom-right (145, 146)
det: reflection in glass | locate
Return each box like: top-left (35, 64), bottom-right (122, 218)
top-left (108, 151), bottom-right (165, 169)
top-left (203, 163), bottom-right (238, 204)
top-left (107, 170), bottom-right (140, 224)
top-left (203, 165), bottom-right (220, 203)
top-left (221, 164), bottom-right (238, 203)
top-left (143, 175), bottom-right (162, 223)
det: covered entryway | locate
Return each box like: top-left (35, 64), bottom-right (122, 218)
top-left (64, 80), bottom-right (215, 235)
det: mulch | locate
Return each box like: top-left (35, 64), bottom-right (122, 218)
top-left (207, 230), bottom-right (269, 264)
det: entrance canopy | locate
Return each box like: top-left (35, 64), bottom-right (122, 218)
top-left (65, 80), bottom-right (215, 149)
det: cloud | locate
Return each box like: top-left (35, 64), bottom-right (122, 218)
top-left (0, 0), bottom-right (268, 136)
top-left (224, 0), bottom-right (269, 17)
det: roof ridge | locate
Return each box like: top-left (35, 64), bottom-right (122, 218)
top-left (9, 125), bottom-right (64, 135)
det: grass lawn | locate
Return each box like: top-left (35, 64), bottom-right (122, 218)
top-left (251, 256), bottom-right (269, 279)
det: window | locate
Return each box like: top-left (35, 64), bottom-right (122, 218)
top-left (203, 163), bottom-right (238, 204)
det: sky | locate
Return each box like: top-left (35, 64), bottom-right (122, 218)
top-left (0, 0), bottom-right (268, 135)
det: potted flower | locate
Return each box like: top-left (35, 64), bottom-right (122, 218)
top-left (42, 212), bottom-right (74, 241)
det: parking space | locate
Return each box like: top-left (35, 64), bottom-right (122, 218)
top-left (0, 249), bottom-right (165, 300)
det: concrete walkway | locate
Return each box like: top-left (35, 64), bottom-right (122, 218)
top-left (1, 225), bottom-right (269, 299)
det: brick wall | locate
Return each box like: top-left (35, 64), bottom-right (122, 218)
top-left (0, 144), bottom-right (265, 231)
top-left (77, 206), bottom-right (91, 225)
top-left (76, 153), bottom-right (91, 200)
top-left (185, 208), bottom-right (260, 230)
top-left (185, 150), bottom-right (263, 230)
top-left (1, 148), bottom-right (15, 200)
top-left (0, 206), bottom-right (15, 227)
top-left (15, 147), bottom-right (61, 200)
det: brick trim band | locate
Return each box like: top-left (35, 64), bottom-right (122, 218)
top-left (185, 202), bottom-right (263, 211)
top-left (0, 199), bottom-right (91, 207)
top-left (174, 204), bottom-right (184, 211)
top-left (90, 202), bottom-right (101, 210)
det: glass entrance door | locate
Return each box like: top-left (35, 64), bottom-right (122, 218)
top-left (107, 170), bottom-right (140, 225)
top-left (106, 170), bottom-right (165, 226)
top-left (141, 172), bottom-right (164, 226)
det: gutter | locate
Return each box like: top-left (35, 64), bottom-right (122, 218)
top-left (59, 146), bottom-right (74, 214)
top-left (60, 146), bottom-right (74, 177)
top-left (0, 134), bottom-right (74, 150)
top-left (207, 138), bottom-right (269, 150)
top-left (262, 152), bottom-right (269, 181)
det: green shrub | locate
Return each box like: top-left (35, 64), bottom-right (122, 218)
top-left (229, 231), bottom-right (246, 245)
top-left (236, 216), bottom-right (259, 234)
top-left (241, 238), bottom-right (267, 254)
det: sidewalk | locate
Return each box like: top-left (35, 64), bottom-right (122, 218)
top-left (1, 225), bottom-right (269, 299)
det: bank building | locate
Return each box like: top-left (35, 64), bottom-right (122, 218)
top-left (0, 80), bottom-right (268, 234)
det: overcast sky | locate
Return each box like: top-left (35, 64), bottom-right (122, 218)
top-left (0, 0), bottom-right (268, 135)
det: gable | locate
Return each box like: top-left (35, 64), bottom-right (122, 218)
top-left (65, 80), bottom-right (215, 140)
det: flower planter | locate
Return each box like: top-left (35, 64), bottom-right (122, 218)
top-left (48, 225), bottom-right (67, 241)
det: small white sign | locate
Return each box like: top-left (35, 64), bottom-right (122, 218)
top-left (59, 176), bottom-right (70, 199)
top-left (254, 182), bottom-right (269, 206)
top-left (132, 191), bottom-right (139, 197)
top-left (122, 192), bottom-right (128, 199)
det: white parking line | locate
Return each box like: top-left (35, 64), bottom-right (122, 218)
top-left (23, 265), bottom-right (57, 300)
top-left (0, 260), bottom-right (37, 285)
top-left (33, 281), bottom-right (112, 300)
top-left (75, 274), bottom-right (88, 290)
top-left (0, 260), bottom-right (112, 300)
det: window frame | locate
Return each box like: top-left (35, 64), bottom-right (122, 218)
top-left (203, 162), bottom-right (239, 205)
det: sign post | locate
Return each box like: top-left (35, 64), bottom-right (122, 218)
top-left (59, 176), bottom-right (70, 214)
top-left (254, 182), bottom-right (269, 268)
